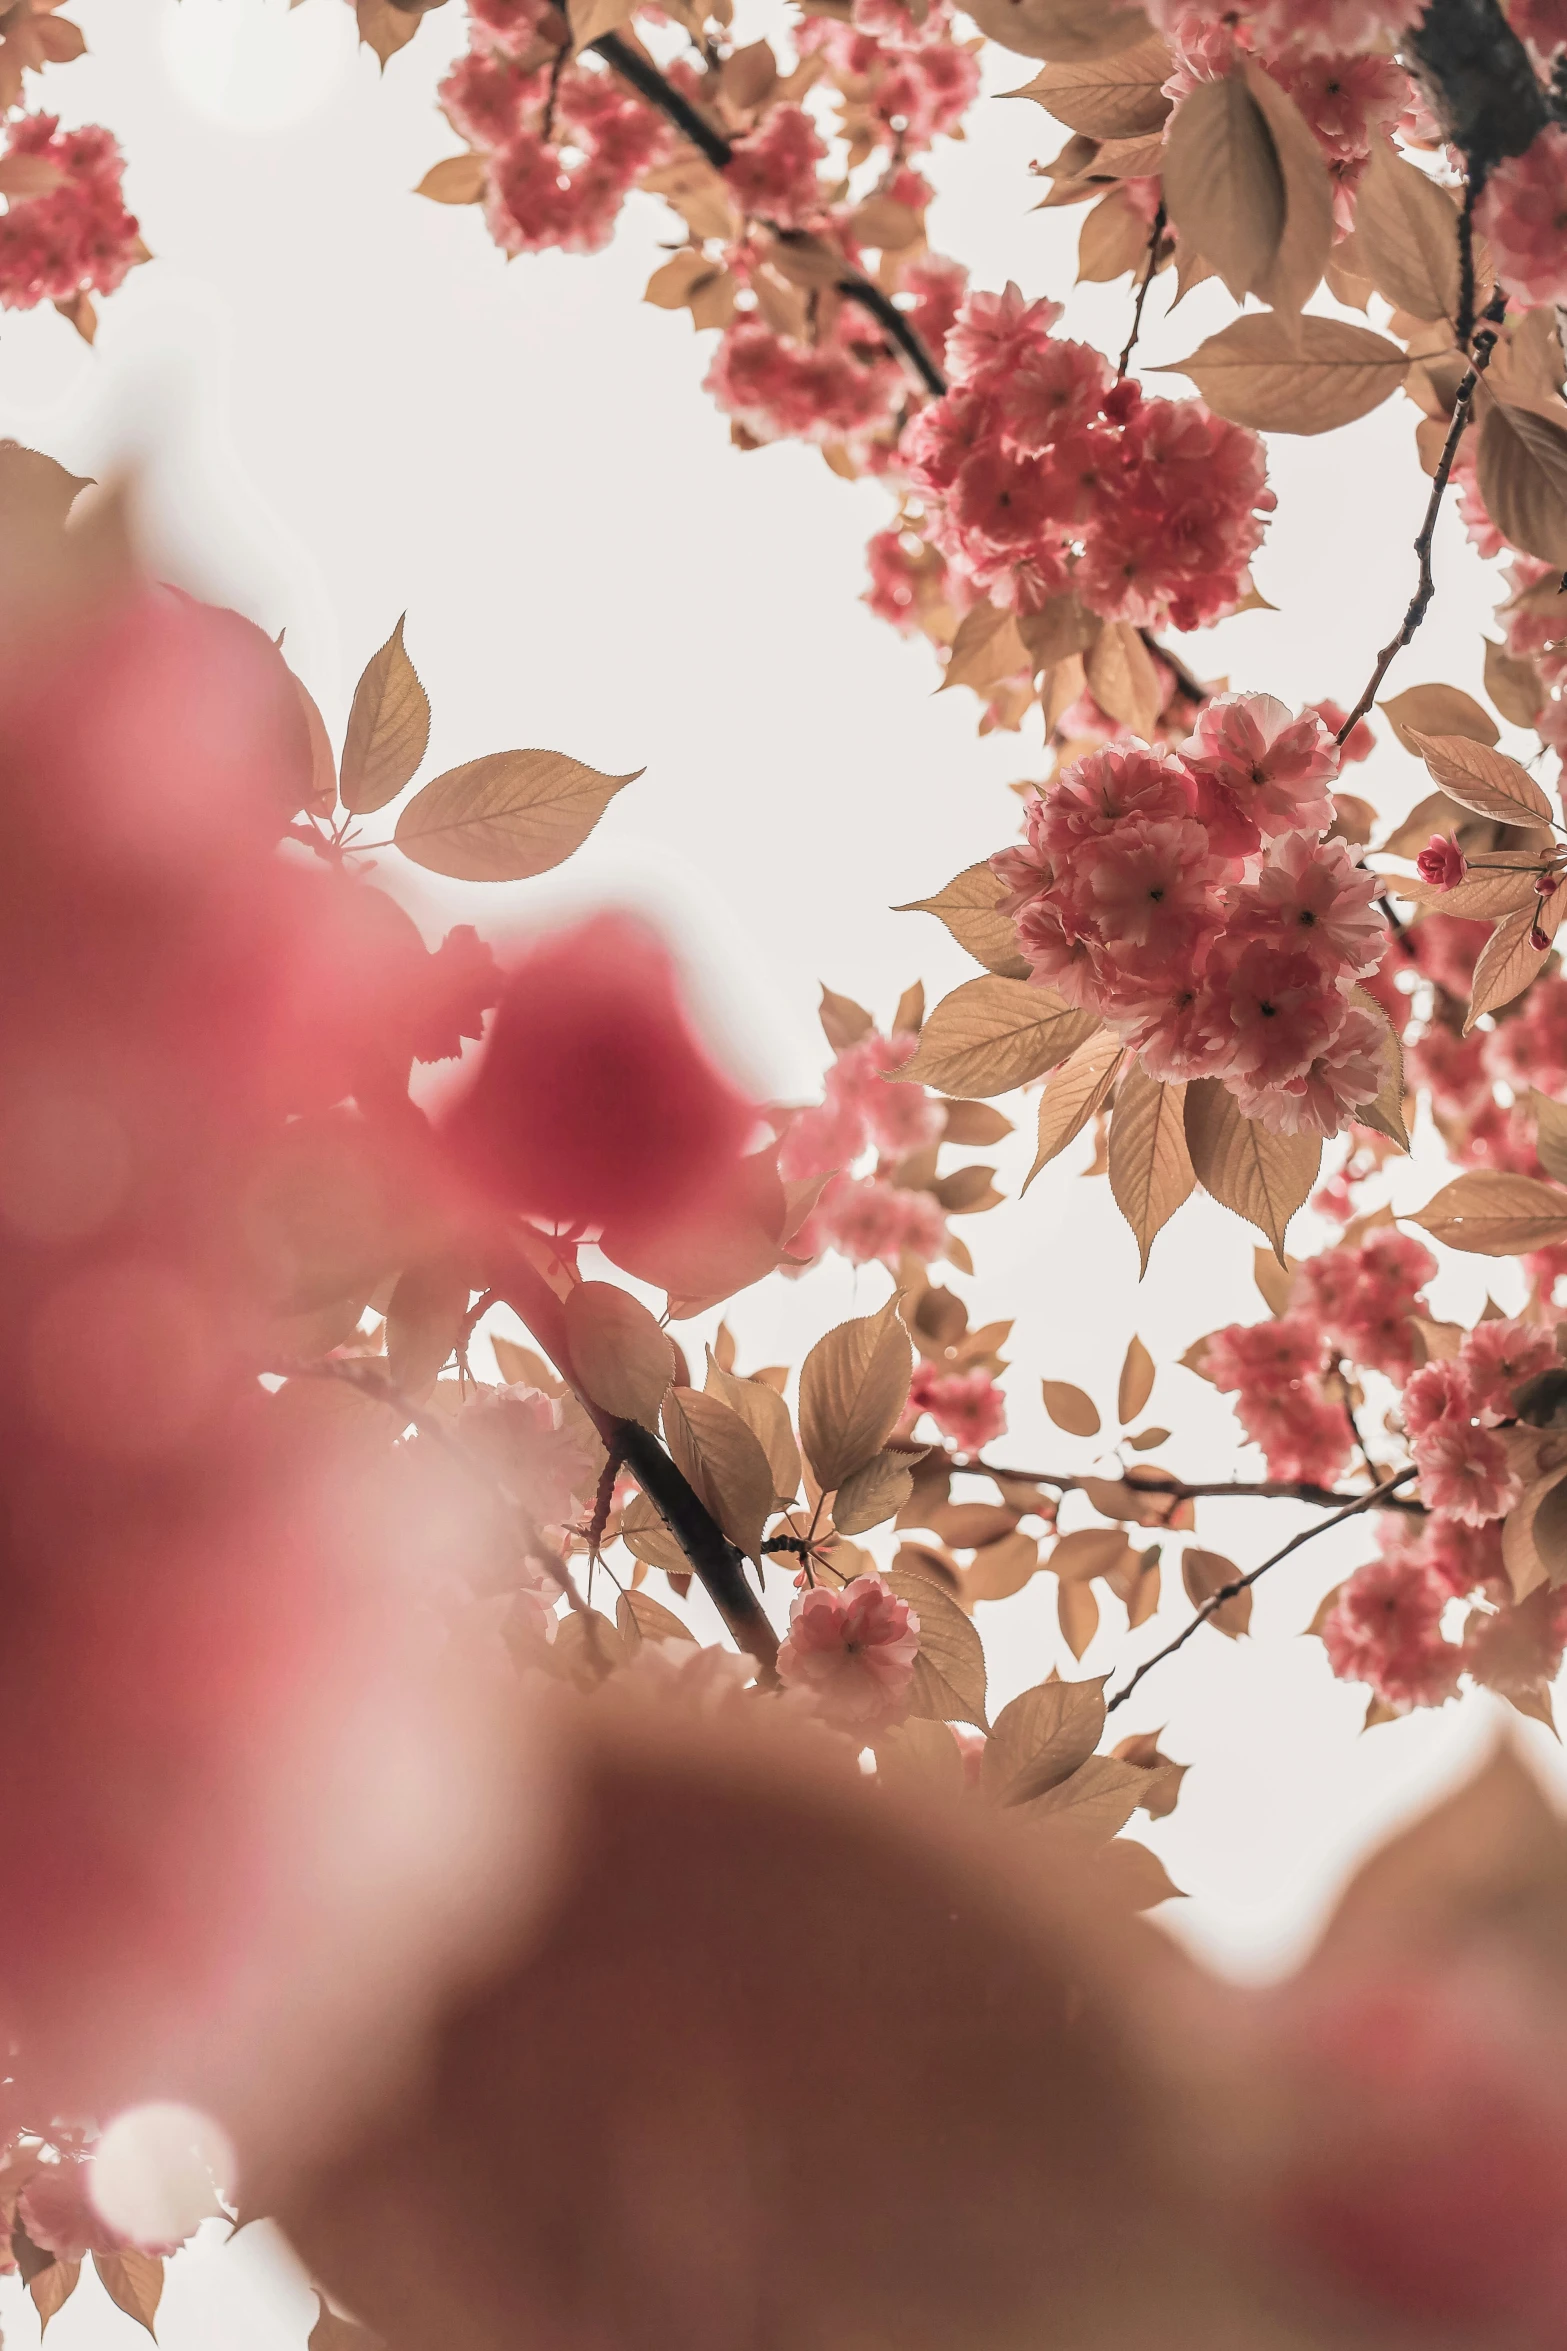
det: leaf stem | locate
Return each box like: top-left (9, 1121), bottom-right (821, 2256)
top-left (1104, 1465), bottom-right (1419, 1715)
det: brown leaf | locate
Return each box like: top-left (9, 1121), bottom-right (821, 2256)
top-left (834, 1449), bottom-right (916, 1535)
top-left (492, 1335), bottom-right (563, 1394)
top-left (1485, 635), bottom-right (1546, 730)
top-left (818, 985), bottom-right (875, 1050)
top-left (892, 976), bottom-right (1102, 1100)
top-left (1241, 61), bottom-right (1333, 313)
top-left (1051, 1528), bottom-right (1133, 1584)
top-left (1085, 617), bottom-right (1162, 740)
top-left (941, 598), bottom-right (1028, 693)
top-left (662, 1387), bottom-right (776, 1562)
top-left (895, 862), bottom-right (1030, 979)
top-left (893, 981), bottom-right (925, 1036)
top-left (962, 1528), bottom-right (1040, 1604)
top-left (934, 1163), bottom-right (1004, 1214)
top-left (1057, 1575), bottom-right (1101, 1658)
top-left (1353, 138), bottom-right (1461, 321)
top-left (394, 749), bottom-right (639, 880)
top-left (92, 2252), bottom-right (164, 2338)
top-left (1093, 1838), bottom-right (1184, 1908)
top-left (1160, 312), bottom-right (1407, 433)
top-left (887, 1566), bottom-right (989, 1729)
top-left (1002, 36), bottom-right (1171, 136)
top-left (1380, 682), bottom-right (1497, 755)
top-left (615, 1589), bottom-right (697, 1647)
top-left (983, 1674), bottom-right (1107, 1805)
top-left (565, 1282), bottom-right (675, 1429)
top-left (1535, 1093), bottom-right (1567, 1187)
top-left (1407, 729), bottom-right (1553, 828)
top-left (1107, 1065), bottom-right (1194, 1274)
top-left (1117, 1335), bottom-right (1155, 1427)
top-left (1397, 848), bottom-right (1544, 919)
top-left (0, 152), bottom-right (62, 200)
top-left (0, 440), bottom-right (92, 532)
top-left (1023, 1029), bottom-right (1124, 1186)
top-left (289, 672), bottom-right (338, 817)
top-left (941, 1098), bottom-right (1014, 1145)
top-left (29, 2259), bottom-right (80, 2335)
top-left (340, 614), bottom-right (431, 814)
top-left (1077, 187), bottom-right (1159, 285)
top-left (1181, 1546), bottom-right (1251, 1638)
top-left (1477, 401), bottom-right (1567, 566)
top-left (704, 1353), bottom-right (800, 1501)
top-left (1410, 1170), bottom-right (1567, 1255)
top-left (385, 1257), bottom-right (469, 1394)
top-left (924, 1502), bottom-right (1020, 1549)
top-left (1183, 1078), bottom-right (1321, 1260)
top-left (799, 1295), bottom-right (912, 1493)
top-left (414, 152), bottom-right (487, 204)
top-left (1160, 69), bottom-right (1283, 305)
top-left (1042, 1379), bottom-right (1101, 1438)
top-left (355, 0), bottom-right (421, 65)
top-left (567, 0), bottom-right (635, 48)
top-left (1465, 890), bottom-right (1565, 1029)
top-left (1016, 592), bottom-right (1100, 669)
top-left (1021, 1753), bottom-right (1148, 1840)
top-left (617, 1491), bottom-right (693, 1577)
top-left (1349, 987), bottom-right (1410, 1153)
top-left (959, 0), bottom-right (1151, 63)
top-left (1253, 1245), bottom-right (1296, 1315)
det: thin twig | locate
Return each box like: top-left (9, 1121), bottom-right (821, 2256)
top-left (957, 1459), bottom-right (1426, 1512)
top-left (590, 30), bottom-right (949, 399)
top-left (1117, 201), bottom-right (1166, 380)
top-left (1336, 288), bottom-right (1507, 745)
top-left (1456, 178), bottom-right (1478, 351)
top-left (1104, 1466), bottom-right (1419, 1715)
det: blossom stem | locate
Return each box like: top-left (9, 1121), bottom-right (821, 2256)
top-left (1104, 1465), bottom-right (1420, 1715)
top-left (957, 1459), bottom-right (1426, 1511)
top-left (591, 31), bottom-right (949, 398)
top-left (1335, 287), bottom-right (1507, 747)
top-left (1116, 201), bottom-right (1166, 381)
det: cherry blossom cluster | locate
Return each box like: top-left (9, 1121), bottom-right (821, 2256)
top-left (1146, 0), bottom-right (1424, 59)
top-left (1400, 1316), bottom-right (1557, 1527)
top-left (1320, 1513), bottom-right (1567, 1716)
top-left (779, 1026), bottom-right (953, 1273)
top-left (891, 283), bottom-right (1275, 636)
top-left (776, 1570), bottom-right (920, 1734)
top-left (906, 1359), bottom-right (1006, 1456)
top-left (1476, 119), bottom-right (1567, 311)
top-left (990, 696), bottom-right (1390, 1137)
top-left (0, 114), bottom-right (141, 317)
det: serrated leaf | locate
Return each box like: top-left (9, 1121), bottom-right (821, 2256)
top-left (1160, 68), bottom-right (1282, 305)
top-left (963, 1528), bottom-right (1040, 1603)
top-left (1023, 1029), bottom-right (1124, 1188)
top-left (1397, 849), bottom-right (1544, 919)
top-left (1181, 1546), bottom-right (1251, 1638)
top-left (1041, 1379), bottom-right (1100, 1437)
top-left (1183, 1079), bottom-right (1321, 1260)
top-left (1159, 312), bottom-right (1407, 433)
top-left (355, 0), bottom-right (420, 65)
top-left (959, 0), bottom-right (1150, 64)
top-left (1353, 138), bottom-right (1461, 322)
top-left (1106, 1065), bottom-right (1194, 1273)
top-left (1465, 891), bottom-right (1565, 1030)
top-left (1117, 1335), bottom-right (1155, 1427)
top-left (1410, 1170), bottom-right (1567, 1256)
top-left (394, 750), bottom-right (639, 881)
top-left (1022, 1753), bottom-right (1148, 1840)
top-left (1241, 62), bottom-right (1332, 313)
top-left (1535, 1094), bottom-right (1567, 1187)
top-left (819, 985), bottom-right (874, 1050)
top-left (704, 1353), bottom-right (800, 1501)
top-left (1085, 617), bottom-right (1161, 739)
top-left (982, 1674), bottom-right (1106, 1805)
top-left (568, 0), bottom-right (635, 46)
top-left (1407, 730), bottom-right (1553, 827)
top-left (941, 598), bottom-right (1027, 693)
top-left (618, 1491), bottom-right (692, 1576)
top-left (833, 1449), bottom-right (915, 1535)
top-left (661, 1387), bottom-right (775, 1563)
top-left (1051, 1526), bottom-right (1133, 1582)
top-left (892, 977), bottom-right (1101, 1100)
top-left (896, 862), bottom-right (1030, 979)
top-left (414, 152), bottom-right (487, 204)
top-left (385, 1257), bottom-right (469, 1394)
top-left (1350, 988), bottom-right (1410, 1152)
top-left (1003, 37), bottom-right (1171, 136)
top-left (93, 2252), bottom-right (164, 2338)
top-left (30, 2260), bottom-right (80, 2335)
top-left (799, 1295), bottom-right (912, 1492)
top-left (615, 1588), bottom-right (696, 1646)
top-left (887, 1566), bottom-right (988, 1729)
top-left (1485, 636), bottom-right (1546, 729)
top-left (1477, 401), bottom-right (1567, 567)
top-left (1380, 683), bottom-right (1497, 755)
top-left (565, 1282), bottom-right (674, 1429)
top-left (340, 615), bottom-right (432, 814)
top-left (491, 1334), bottom-right (562, 1394)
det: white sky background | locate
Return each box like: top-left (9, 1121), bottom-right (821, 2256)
top-left (3, 4), bottom-right (1564, 2340)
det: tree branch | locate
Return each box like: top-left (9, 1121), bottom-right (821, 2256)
top-left (957, 1459), bottom-right (1426, 1512)
top-left (591, 31), bottom-right (948, 398)
top-left (1336, 288), bottom-right (1506, 746)
top-left (1116, 201), bottom-right (1166, 381)
top-left (1405, 0), bottom-right (1549, 179)
top-left (1104, 1467), bottom-right (1419, 1715)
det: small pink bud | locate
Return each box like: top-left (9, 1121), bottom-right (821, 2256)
top-left (1532, 922), bottom-right (1551, 951)
top-left (1416, 836), bottom-right (1466, 890)
top-left (1538, 872), bottom-right (1561, 897)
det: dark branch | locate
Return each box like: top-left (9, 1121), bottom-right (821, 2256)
top-left (957, 1459), bottom-right (1427, 1513)
top-left (1116, 201), bottom-right (1166, 381)
top-left (592, 31), bottom-right (948, 398)
top-left (1336, 288), bottom-right (1507, 746)
top-left (1104, 1467), bottom-right (1419, 1716)
top-left (1405, 0), bottom-right (1549, 177)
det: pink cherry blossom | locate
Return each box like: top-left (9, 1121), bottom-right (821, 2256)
top-left (909, 1362), bottom-right (1007, 1454)
top-left (1181, 693), bottom-right (1340, 860)
top-left (1319, 1550), bottom-right (1462, 1710)
top-left (1416, 836), bottom-right (1467, 891)
top-left (777, 1572), bottom-right (921, 1732)
top-left (0, 116), bottom-right (143, 310)
top-left (943, 281), bottom-right (1063, 385)
top-left (1414, 1416), bottom-right (1521, 1528)
top-left (1477, 122), bottom-right (1567, 310)
top-left (1458, 1316), bottom-right (1558, 1425)
top-left (1208, 939), bottom-right (1350, 1088)
top-left (723, 106), bottom-right (826, 229)
top-left (1229, 1000), bottom-right (1384, 1137)
top-left (1402, 1359), bottom-right (1475, 1440)
top-left (1231, 832), bottom-right (1385, 979)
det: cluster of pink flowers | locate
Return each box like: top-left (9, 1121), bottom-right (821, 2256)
top-left (1477, 122), bottom-right (1567, 312)
top-left (896, 283), bottom-right (1273, 634)
top-left (1320, 1512), bottom-right (1567, 1715)
top-left (438, 0), bottom-right (670, 257)
top-left (0, 115), bottom-right (141, 310)
top-left (1147, 0), bottom-right (1423, 61)
top-left (776, 1570), bottom-right (920, 1733)
top-left (1511, 0), bottom-right (1567, 60)
top-left (782, 1027), bottom-right (956, 1271)
top-left (908, 1360), bottom-right (1007, 1455)
top-left (1402, 1316), bottom-right (1557, 1527)
top-left (992, 698), bottom-right (1389, 1136)
top-left (798, 0), bottom-right (980, 152)
top-left (706, 312), bottom-right (906, 448)
top-left (461, 1383), bottom-right (596, 1531)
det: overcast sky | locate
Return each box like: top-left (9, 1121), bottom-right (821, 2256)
top-left (2, 5), bottom-right (1558, 2339)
